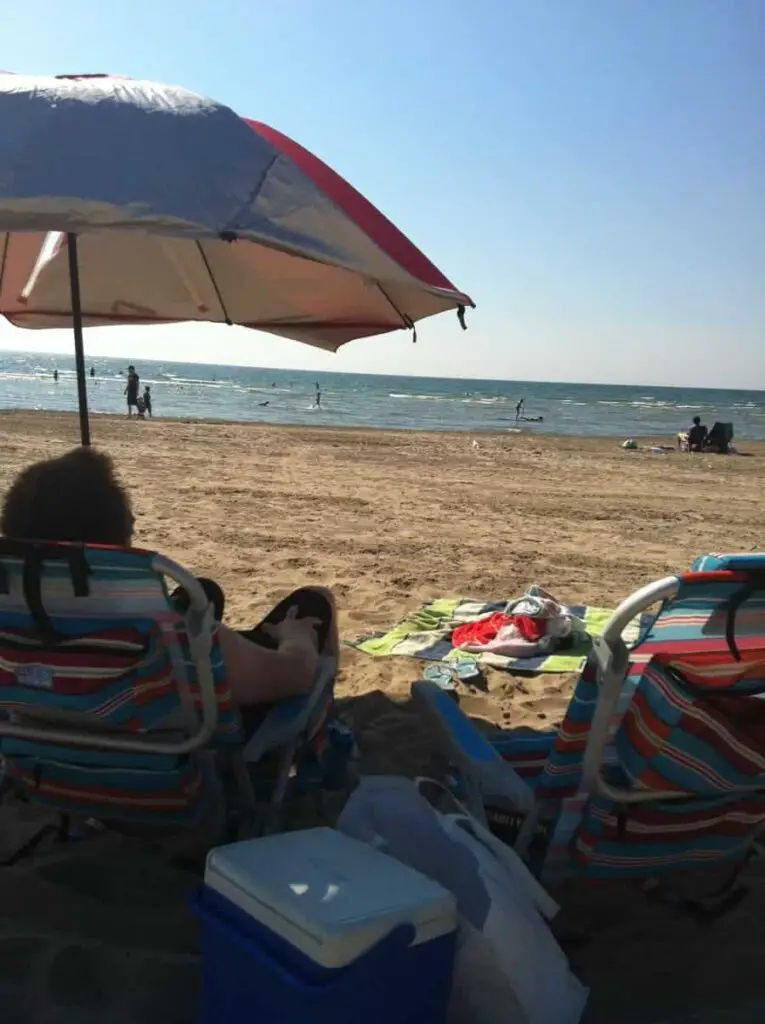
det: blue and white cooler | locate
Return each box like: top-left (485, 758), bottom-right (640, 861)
top-left (192, 827), bottom-right (458, 1024)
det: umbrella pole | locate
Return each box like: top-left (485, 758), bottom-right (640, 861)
top-left (66, 233), bottom-right (91, 446)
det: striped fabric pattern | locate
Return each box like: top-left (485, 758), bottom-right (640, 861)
top-left (489, 731), bottom-right (555, 780)
top-left (614, 660), bottom-right (765, 795)
top-left (572, 790), bottom-right (765, 878)
top-left (571, 563), bottom-right (765, 876)
top-left (0, 544), bottom-right (241, 824)
top-left (493, 559), bottom-right (765, 879)
top-left (498, 656), bottom-right (640, 797)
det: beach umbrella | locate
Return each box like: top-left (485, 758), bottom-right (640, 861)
top-left (0, 72), bottom-right (474, 445)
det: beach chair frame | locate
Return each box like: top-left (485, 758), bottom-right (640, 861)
top-left (414, 570), bottom-right (765, 883)
top-left (580, 576), bottom-right (680, 803)
top-left (0, 541), bottom-right (340, 860)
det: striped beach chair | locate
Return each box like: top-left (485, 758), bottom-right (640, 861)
top-left (413, 555), bottom-right (765, 908)
top-left (0, 539), bottom-right (336, 857)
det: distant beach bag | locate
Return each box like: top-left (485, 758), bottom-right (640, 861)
top-left (338, 775), bottom-right (588, 1024)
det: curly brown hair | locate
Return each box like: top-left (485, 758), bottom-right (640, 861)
top-left (1, 447), bottom-right (134, 546)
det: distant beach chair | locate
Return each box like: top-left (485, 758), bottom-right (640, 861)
top-left (0, 540), bottom-right (339, 865)
top-left (705, 422), bottom-right (734, 454)
top-left (413, 555), bottom-right (765, 918)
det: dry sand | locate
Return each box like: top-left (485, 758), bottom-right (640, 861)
top-left (1, 410), bottom-right (765, 1023)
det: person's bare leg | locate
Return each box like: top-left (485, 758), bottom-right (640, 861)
top-left (239, 586), bottom-right (338, 656)
top-left (172, 581), bottom-right (336, 656)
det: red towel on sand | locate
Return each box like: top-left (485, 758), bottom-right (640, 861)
top-left (452, 613), bottom-right (546, 648)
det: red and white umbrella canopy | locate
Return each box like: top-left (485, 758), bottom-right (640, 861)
top-left (0, 73), bottom-right (473, 350)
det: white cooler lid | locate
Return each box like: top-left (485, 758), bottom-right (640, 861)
top-left (204, 827), bottom-right (456, 969)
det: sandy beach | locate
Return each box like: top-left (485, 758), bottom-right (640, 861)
top-left (2, 411), bottom-right (762, 734)
top-left (2, 410), bottom-right (765, 1023)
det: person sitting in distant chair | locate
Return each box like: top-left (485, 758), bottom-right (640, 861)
top-left (678, 415), bottom-right (707, 452)
top-left (687, 416), bottom-right (707, 452)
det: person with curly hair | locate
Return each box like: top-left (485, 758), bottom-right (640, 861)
top-left (1, 447), bottom-right (338, 711)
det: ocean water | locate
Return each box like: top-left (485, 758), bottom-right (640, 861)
top-left (1, 350), bottom-right (764, 439)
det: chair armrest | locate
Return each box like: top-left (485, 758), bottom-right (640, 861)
top-left (580, 576), bottom-right (679, 795)
top-left (242, 653), bottom-right (337, 762)
top-left (411, 680), bottom-right (535, 815)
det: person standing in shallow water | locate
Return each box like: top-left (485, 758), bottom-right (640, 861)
top-left (124, 365), bottom-right (140, 416)
top-left (515, 397), bottom-right (524, 421)
top-left (315, 381), bottom-right (322, 408)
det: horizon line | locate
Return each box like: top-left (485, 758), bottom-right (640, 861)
top-left (0, 344), bottom-right (763, 394)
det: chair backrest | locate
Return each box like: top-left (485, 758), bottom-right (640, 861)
top-left (569, 567), bottom-right (765, 877)
top-left (692, 552), bottom-right (763, 572)
top-left (0, 540), bottom-right (242, 825)
top-left (708, 422), bottom-right (734, 444)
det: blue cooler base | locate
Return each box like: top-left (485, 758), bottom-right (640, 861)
top-left (191, 886), bottom-right (456, 1024)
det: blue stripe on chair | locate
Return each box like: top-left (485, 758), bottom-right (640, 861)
top-left (692, 553), bottom-right (765, 572)
top-left (429, 685), bottom-right (502, 764)
top-left (7, 758), bottom-right (193, 791)
top-left (2, 737), bottom-right (184, 771)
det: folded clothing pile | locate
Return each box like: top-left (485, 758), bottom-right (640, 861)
top-left (452, 587), bottom-right (587, 658)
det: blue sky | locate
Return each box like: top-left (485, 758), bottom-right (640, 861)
top-left (1, 0), bottom-right (763, 386)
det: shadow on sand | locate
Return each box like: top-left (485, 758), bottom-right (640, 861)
top-left (0, 689), bottom-right (763, 1023)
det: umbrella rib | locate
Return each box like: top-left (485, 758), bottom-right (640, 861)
top-left (225, 153), bottom-right (279, 238)
top-left (195, 241), bottom-right (233, 325)
top-left (376, 282), bottom-right (414, 337)
top-left (0, 233), bottom-right (9, 296)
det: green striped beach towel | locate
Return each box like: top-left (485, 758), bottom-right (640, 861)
top-left (347, 597), bottom-right (649, 674)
